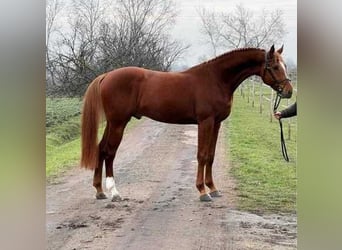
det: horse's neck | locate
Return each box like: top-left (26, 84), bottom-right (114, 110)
top-left (213, 49), bottom-right (265, 93)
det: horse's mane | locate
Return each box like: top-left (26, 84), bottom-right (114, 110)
top-left (186, 47), bottom-right (265, 72)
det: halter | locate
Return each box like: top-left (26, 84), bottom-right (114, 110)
top-left (273, 94), bottom-right (289, 161)
top-left (264, 51), bottom-right (290, 162)
top-left (263, 51), bottom-right (291, 95)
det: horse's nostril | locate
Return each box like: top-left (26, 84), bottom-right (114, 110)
top-left (285, 91), bottom-right (292, 98)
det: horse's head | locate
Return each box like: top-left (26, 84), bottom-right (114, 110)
top-left (261, 45), bottom-right (293, 98)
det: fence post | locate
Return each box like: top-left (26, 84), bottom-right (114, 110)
top-left (249, 71), bottom-right (297, 142)
top-left (259, 81), bottom-right (263, 113)
top-left (270, 90), bottom-right (274, 122)
top-left (247, 82), bottom-right (250, 103)
top-left (252, 80), bottom-right (255, 107)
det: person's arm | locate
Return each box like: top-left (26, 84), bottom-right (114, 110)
top-left (279, 102), bottom-right (297, 119)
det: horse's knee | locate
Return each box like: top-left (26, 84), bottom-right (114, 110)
top-left (197, 152), bottom-right (208, 166)
top-left (207, 155), bottom-right (214, 167)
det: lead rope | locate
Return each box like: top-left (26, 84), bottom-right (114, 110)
top-left (273, 94), bottom-right (290, 162)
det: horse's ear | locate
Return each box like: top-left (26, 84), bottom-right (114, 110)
top-left (267, 44), bottom-right (275, 59)
top-left (269, 44), bottom-right (275, 54)
top-left (277, 45), bottom-right (284, 54)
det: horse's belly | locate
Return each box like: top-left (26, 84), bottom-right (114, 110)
top-left (136, 97), bottom-right (197, 124)
top-left (146, 114), bottom-right (197, 124)
top-left (137, 106), bottom-right (197, 124)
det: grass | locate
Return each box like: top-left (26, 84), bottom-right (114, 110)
top-left (46, 135), bottom-right (82, 178)
top-left (224, 86), bottom-right (297, 214)
top-left (46, 98), bottom-right (140, 179)
top-left (46, 98), bottom-right (83, 178)
top-left (46, 97), bottom-right (82, 128)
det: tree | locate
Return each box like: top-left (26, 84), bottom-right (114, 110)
top-left (198, 4), bottom-right (287, 56)
top-left (46, 0), bottom-right (188, 97)
top-left (97, 0), bottom-right (188, 71)
top-left (49, 0), bottom-right (105, 96)
top-left (198, 8), bottom-right (222, 56)
top-left (46, 0), bottom-right (64, 86)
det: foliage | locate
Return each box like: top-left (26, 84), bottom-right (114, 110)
top-left (224, 90), bottom-right (297, 214)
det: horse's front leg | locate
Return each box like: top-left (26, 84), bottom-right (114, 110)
top-left (196, 117), bottom-right (215, 201)
top-left (205, 122), bottom-right (223, 198)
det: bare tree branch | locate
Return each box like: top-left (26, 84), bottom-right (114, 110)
top-left (46, 0), bottom-right (64, 86)
top-left (46, 0), bottom-right (188, 97)
top-left (199, 4), bottom-right (287, 55)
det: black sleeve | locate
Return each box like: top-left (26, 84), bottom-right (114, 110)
top-left (280, 102), bottom-right (297, 118)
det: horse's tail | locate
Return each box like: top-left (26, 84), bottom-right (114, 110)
top-left (80, 73), bottom-right (107, 170)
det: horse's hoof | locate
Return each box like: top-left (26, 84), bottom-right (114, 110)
top-left (96, 192), bottom-right (107, 200)
top-left (209, 190), bottom-right (223, 198)
top-left (111, 194), bottom-right (122, 202)
top-left (199, 193), bottom-right (213, 202)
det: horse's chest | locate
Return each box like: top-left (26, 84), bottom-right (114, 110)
top-left (217, 106), bottom-right (231, 121)
top-left (215, 100), bottom-right (232, 121)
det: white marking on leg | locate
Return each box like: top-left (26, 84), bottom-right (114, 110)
top-left (106, 177), bottom-right (120, 198)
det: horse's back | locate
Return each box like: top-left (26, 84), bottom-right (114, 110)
top-left (136, 70), bottom-right (200, 123)
top-left (99, 67), bottom-right (147, 120)
top-left (99, 66), bottom-right (207, 124)
top-left (101, 67), bottom-right (146, 89)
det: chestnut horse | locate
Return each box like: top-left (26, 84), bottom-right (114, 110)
top-left (81, 45), bottom-right (292, 202)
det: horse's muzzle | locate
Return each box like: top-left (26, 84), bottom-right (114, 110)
top-left (280, 89), bottom-right (292, 98)
top-left (278, 82), bottom-right (293, 98)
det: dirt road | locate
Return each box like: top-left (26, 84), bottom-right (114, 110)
top-left (46, 118), bottom-right (297, 250)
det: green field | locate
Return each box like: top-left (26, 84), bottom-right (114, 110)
top-left (46, 98), bottom-right (83, 178)
top-left (46, 98), bottom-right (139, 178)
top-left (224, 84), bottom-right (297, 213)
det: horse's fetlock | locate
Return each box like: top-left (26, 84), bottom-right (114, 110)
top-left (196, 182), bottom-right (205, 191)
top-left (205, 180), bottom-right (213, 186)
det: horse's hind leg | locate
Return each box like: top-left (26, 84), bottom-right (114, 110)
top-left (93, 132), bottom-right (108, 199)
top-left (105, 155), bottom-right (122, 201)
top-left (93, 151), bottom-right (107, 200)
top-left (104, 121), bottom-right (127, 202)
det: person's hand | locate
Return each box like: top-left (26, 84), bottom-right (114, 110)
top-left (274, 111), bottom-right (282, 120)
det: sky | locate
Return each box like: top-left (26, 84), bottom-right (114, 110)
top-left (50, 0), bottom-right (297, 68)
top-left (171, 0), bottom-right (297, 67)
